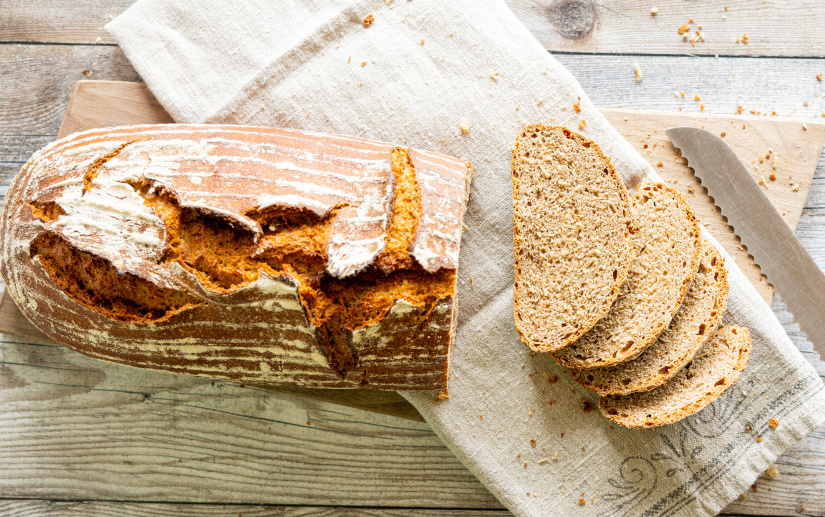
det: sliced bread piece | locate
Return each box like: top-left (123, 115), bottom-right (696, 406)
top-left (512, 125), bottom-right (635, 353)
top-left (571, 240), bottom-right (729, 395)
top-left (552, 182), bottom-right (701, 369)
top-left (600, 325), bottom-right (751, 428)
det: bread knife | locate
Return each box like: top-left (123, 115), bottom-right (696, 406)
top-left (666, 126), bottom-right (825, 357)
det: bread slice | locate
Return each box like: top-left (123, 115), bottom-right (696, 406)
top-left (512, 125), bottom-right (635, 353)
top-left (600, 325), bottom-right (751, 428)
top-left (571, 240), bottom-right (729, 395)
top-left (552, 182), bottom-right (701, 369)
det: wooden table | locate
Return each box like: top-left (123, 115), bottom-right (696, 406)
top-left (1, 1), bottom-right (824, 515)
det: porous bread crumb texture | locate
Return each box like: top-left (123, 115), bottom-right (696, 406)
top-left (512, 125), bottom-right (634, 353)
top-left (29, 147), bottom-right (455, 380)
top-left (553, 182), bottom-right (701, 369)
top-left (600, 325), bottom-right (751, 428)
top-left (571, 240), bottom-right (729, 395)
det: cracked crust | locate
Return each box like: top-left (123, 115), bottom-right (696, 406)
top-left (0, 124), bottom-right (473, 390)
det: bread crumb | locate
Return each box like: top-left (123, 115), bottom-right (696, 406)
top-left (347, 56), bottom-right (351, 63)
top-left (720, 131), bottom-right (726, 137)
top-left (579, 499), bottom-right (586, 505)
top-left (634, 63), bottom-right (643, 83)
top-left (435, 389), bottom-right (450, 401)
top-left (765, 464), bottom-right (779, 478)
top-left (579, 119), bottom-right (587, 130)
top-left (490, 71), bottom-right (500, 82)
top-left (460, 119), bottom-right (470, 134)
top-left (657, 161), bottom-right (663, 166)
top-left (700, 103), bottom-right (705, 111)
top-left (818, 74), bottom-right (822, 81)
top-left (769, 173), bottom-right (776, 181)
top-left (530, 439), bottom-right (537, 447)
top-left (802, 123), bottom-right (808, 130)
top-left (362, 14), bottom-right (374, 26)
top-left (420, 38), bottom-right (425, 45)
top-left (793, 184), bottom-right (801, 192)
top-left (538, 458), bottom-right (548, 465)
top-left (688, 186), bottom-right (695, 194)
top-left (742, 33), bottom-right (749, 43)
top-left (751, 483), bottom-right (758, 492)
top-left (694, 94), bottom-right (701, 101)
top-left (573, 98), bottom-right (581, 113)
top-left (361, 61), bottom-right (367, 67)
top-left (650, 7), bottom-right (658, 15)
top-left (757, 438), bottom-right (763, 443)
top-left (769, 418), bottom-right (779, 428)
top-left (689, 18), bottom-right (694, 23)
top-left (678, 24), bottom-right (690, 34)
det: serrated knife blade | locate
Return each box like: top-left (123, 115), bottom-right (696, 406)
top-left (667, 126), bottom-right (825, 358)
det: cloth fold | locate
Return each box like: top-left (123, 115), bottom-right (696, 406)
top-left (107, 1), bottom-right (825, 514)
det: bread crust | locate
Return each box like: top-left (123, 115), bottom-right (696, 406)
top-left (599, 325), bottom-right (751, 428)
top-left (512, 125), bottom-right (635, 353)
top-left (0, 125), bottom-right (472, 390)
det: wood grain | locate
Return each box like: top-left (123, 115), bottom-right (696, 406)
top-left (4, 0), bottom-right (825, 59)
top-left (0, 502), bottom-right (508, 517)
top-left (509, 0), bottom-right (825, 57)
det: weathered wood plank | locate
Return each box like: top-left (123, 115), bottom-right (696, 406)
top-left (3, 0), bottom-right (825, 58)
top-left (0, 502), bottom-right (510, 516)
top-left (0, 44), bottom-right (139, 135)
top-left (0, 0), bottom-right (133, 44)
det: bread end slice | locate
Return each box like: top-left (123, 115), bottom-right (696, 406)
top-left (600, 325), bottom-right (750, 428)
top-left (512, 125), bottom-right (634, 353)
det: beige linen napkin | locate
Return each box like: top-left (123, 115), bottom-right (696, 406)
top-left (107, 0), bottom-right (825, 514)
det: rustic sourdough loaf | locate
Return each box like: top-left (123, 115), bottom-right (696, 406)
top-left (600, 325), bottom-right (751, 428)
top-left (553, 182), bottom-right (701, 369)
top-left (512, 125), bottom-right (634, 353)
top-left (571, 240), bottom-right (729, 395)
top-left (0, 125), bottom-right (473, 390)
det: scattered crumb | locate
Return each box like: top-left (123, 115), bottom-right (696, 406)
top-left (720, 131), bottom-right (726, 137)
top-left (583, 401), bottom-right (594, 413)
top-left (742, 33), bottom-right (749, 43)
top-left (634, 63), bottom-right (643, 83)
top-left (757, 438), bottom-right (763, 443)
top-left (793, 184), bottom-right (801, 192)
top-left (758, 177), bottom-right (766, 187)
top-left (700, 103), bottom-right (705, 111)
top-left (579, 499), bottom-right (586, 505)
top-left (818, 74), bottom-right (823, 81)
top-left (751, 483), bottom-right (758, 492)
top-left (362, 14), bottom-right (374, 26)
top-left (361, 61), bottom-right (367, 67)
top-left (435, 389), bottom-right (450, 401)
top-left (94, 36), bottom-right (102, 44)
top-left (694, 94), bottom-right (701, 101)
top-left (530, 439), bottom-right (537, 447)
top-left (689, 18), bottom-right (694, 23)
top-left (420, 38), bottom-right (425, 45)
top-left (460, 119), bottom-right (470, 134)
top-left (348, 56), bottom-right (351, 63)
top-left (678, 24), bottom-right (690, 34)
top-left (579, 119), bottom-right (587, 130)
top-left (765, 464), bottom-right (779, 478)
top-left (538, 458), bottom-right (548, 465)
top-left (548, 376), bottom-right (558, 383)
top-left (573, 98), bottom-right (581, 113)
top-left (769, 173), bottom-right (776, 181)
top-left (650, 7), bottom-right (658, 15)
top-left (490, 71), bottom-right (500, 82)
top-left (687, 186), bottom-right (695, 194)
top-left (802, 123), bottom-right (808, 130)
top-left (769, 418), bottom-right (779, 428)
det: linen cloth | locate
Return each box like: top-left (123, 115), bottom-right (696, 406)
top-left (106, 1), bottom-right (825, 514)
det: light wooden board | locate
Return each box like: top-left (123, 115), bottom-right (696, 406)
top-left (4, 0), bottom-right (825, 58)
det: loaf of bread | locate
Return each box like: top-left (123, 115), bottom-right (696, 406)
top-left (0, 125), bottom-right (473, 390)
top-left (552, 182), bottom-right (701, 369)
top-left (600, 325), bottom-right (751, 428)
top-left (571, 240), bottom-right (729, 395)
top-left (512, 125), bottom-right (634, 353)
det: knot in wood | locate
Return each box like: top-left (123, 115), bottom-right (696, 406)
top-left (549, 0), bottom-right (595, 40)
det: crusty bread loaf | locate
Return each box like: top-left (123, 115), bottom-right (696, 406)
top-left (553, 182), bottom-right (701, 369)
top-left (600, 325), bottom-right (751, 428)
top-left (571, 240), bottom-right (729, 395)
top-left (0, 125), bottom-right (473, 390)
top-left (512, 125), bottom-right (634, 353)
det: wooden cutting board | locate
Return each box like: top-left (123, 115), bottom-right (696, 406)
top-left (2, 80), bottom-right (824, 422)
